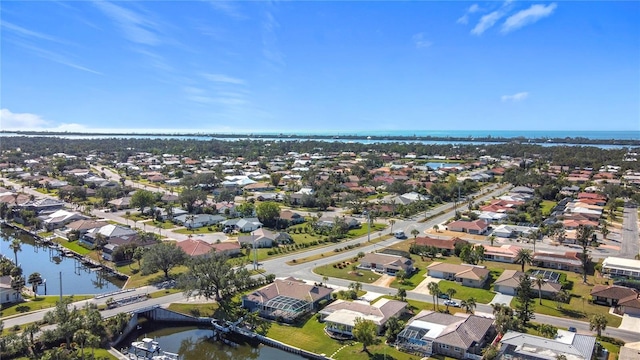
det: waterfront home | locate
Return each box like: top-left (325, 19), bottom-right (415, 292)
top-left (358, 253), bottom-right (414, 275)
top-left (318, 298), bottom-right (407, 338)
top-left (533, 251), bottom-right (583, 273)
top-left (601, 257), bottom-right (640, 280)
top-left (426, 262), bottom-right (489, 288)
top-left (241, 277), bottom-right (333, 322)
top-left (177, 238), bottom-right (242, 257)
top-left (493, 270), bottom-right (561, 297)
top-left (396, 310), bottom-right (495, 359)
top-left (40, 209), bottom-right (89, 230)
top-left (81, 224), bottom-right (138, 248)
top-left (497, 330), bottom-right (596, 360)
top-left (0, 275), bottom-right (22, 304)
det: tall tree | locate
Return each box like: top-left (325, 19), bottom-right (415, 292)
top-left (43, 298), bottom-right (83, 348)
top-left (534, 274), bottom-right (546, 305)
top-left (514, 275), bottom-right (535, 327)
top-left (141, 242), bottom-right (187, 279)
top-left (352, 318), bottom-right (378, 353)
top-left (428, 282), bottom-right (440, 311)
top-left (515, 248), bottom-right (533, 272)
top-left (178, 252), bottom-right (252, 301)
top-left (179, 187), bottom-right (208, 213)
top-left (589, 314), bottom-right (608, 337)
top-left (577, 225), bottom-right (594, 283)
top-left (27, 272), bottom-right (43, 300)
top-left (396, 288), bottom-right (407, 301)
top-left (74, 329), bottom-right (91, 360)
top-left (130, 189), bottom-right (155, 212)
top-left (256, 201), bottom-right (281, 228)
top-left (461, 297), bottom-right (476, 314)
top-left (384, 317), bottom-right (405, 343)
top-left (9, 238), bottom-right (21, 266)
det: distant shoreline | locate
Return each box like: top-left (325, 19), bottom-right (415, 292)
top-left (2, 130), bottom-right (639, 146)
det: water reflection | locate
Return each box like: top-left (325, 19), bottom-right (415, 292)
top-left (0, 228), bottom-right (122, 295)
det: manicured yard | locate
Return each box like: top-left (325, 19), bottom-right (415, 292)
top-left (118, 264), bottom-right (188, 289)
top-left (174, 226), bottom-right (220, 234)
top-left (389, 267), bottom-right (428, 290)
top-left (15, 348), bottom-right (117, 360)
top-left (1, 295), bottom-right (92, 318)
top-left (540, 200), bottom-right (557, 216)
top-left (54, 238), bottom-right (92, 255)
top-left (167, 302), bottom-right (219, 317)
top-left (149, 220), bottom-right (177, 229)
top-left (314, 261), bottom-right (382, 284)
top-left (437, 279), bottom-right (497, 304)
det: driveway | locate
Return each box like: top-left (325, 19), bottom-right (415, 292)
top-left (412, 276), bottom-right (442, 295)
top-left (619, 314), bottom-right (640, 331)
top-left (489, 292), bottom-right (514, 306)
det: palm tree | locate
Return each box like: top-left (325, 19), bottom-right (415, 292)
top-left (427, 282), bottom-right (440, 311)
top-left (534, 274), bottom-right (546, 305)
top-left (74, 329), bottom-right (90, 359)
top-left (589, 314), bottom-right (608, 337)
top-left (86, 334), bottom-right (101, 359)
top-left (433, 224), bottom-right (440, 233)
top-left (24, 322), bottom-right (39, 349)
top-left (27, 272), bottom-right (43, 300)
top-left (515, 248), bottom-right (533, 272)
top-left (461, 297), bottom-right (477, 314)
top-left (411, 228), bottom-right (420, 239)
top-left (9, 238), bottom-right (21, 266)
top-left (488, 234), bottom-right (496, 246)
top-left (444, 288), bottom-right (457, 312)
top-left (389, 219), bottom-right (396, 234)
top-left (397, 288), bottom-right (407, 301)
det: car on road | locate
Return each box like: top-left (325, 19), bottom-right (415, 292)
top-left (444, 300), bottom-right (460, 307)
top-left (568, 327), bottom-right (577, 332)
top-left (438, 293), bottom-right (450, 300)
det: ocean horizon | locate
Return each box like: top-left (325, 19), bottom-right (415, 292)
top-left (2, 129), bottom-right (639, 140)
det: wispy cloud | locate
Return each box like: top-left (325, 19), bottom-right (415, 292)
top-left (92, 1), bottom-right (160, 46)
top-left (208, 0), bottom-right (245, 20)
top-left (202, 73), bottom-right (245, 85)
top-left (262, 7), bottom-right (285, 70)
top-left (501, 3), bottom-right (557, 34)
top-left (1, 21), bottom-right (70, 44)
top-left (9, 40), bottom-right (102, 75)
top-left (456, 4), bottom-right (481, 25)
top-left (0, 109), bottom-right (86, 131)
top-left (471, 1), bottom-right (512, 35)
top-left (412, 33), bottom-right (432, 49)
top-left (501, 92), bottom-right (529, 102)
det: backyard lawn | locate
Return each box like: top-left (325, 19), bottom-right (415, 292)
top-left (540, 200), bottom-right (557, 216)
top-left (389, 267), bottom-right (428, 290)
top-left (437, 278), bottom-right (497, 304)
top-left (314, 260), bottom-right (382, 284)
top-left (54, 238), bottom-right (92, 255)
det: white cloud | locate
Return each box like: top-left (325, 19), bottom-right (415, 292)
top-left (6, 40), bottom-right (102, 75)
top-left (93, 1), bottom-right (160, 46)
top-left (456, 4), bottom-right (481, 25)
top-left (0, 109), bottom-right (49, 129)
top-left (208, 0), bottom-right (245, 20)
top-left (1, 21), bottom-right (69, 44)
top-left (501, 3), bottom-right (558, 33)
top-left (412, 33), bottom-right (432, 49)
top-left (202, 73), bottom-right (245, 85)
top-left (472, 10), bottom-right (506, 35)
top-left (501, 92), bottom-right (529, 102)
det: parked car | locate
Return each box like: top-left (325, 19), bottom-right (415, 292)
top-left (568, 327), bottom-right (577, 332)
top-left (438, 293), bottom-right (450, 300)
top-left (444, 300), bottom-right (460, 307)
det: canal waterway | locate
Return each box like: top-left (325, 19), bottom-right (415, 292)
top-left (0, 228), bottom-right (123, 296)
top-left (121, 323), bottom-right (306, 360)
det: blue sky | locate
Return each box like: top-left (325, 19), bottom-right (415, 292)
top-left (1, 1), bottom-right (638, 133)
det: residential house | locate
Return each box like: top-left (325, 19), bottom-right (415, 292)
top-left (590, 284), bottom-right (639, 307)
top-left (358, 253), bottom-right (414, 275)
top-left (446, 219), bottom-right (489, 235)
top-left (21, 198), bottom-right (65, 215)
top-left (533, 251), bottom-right (583, 273)
top-left (617, 293), bottom-right (640, 316)
top-left (174, 214), bottom-right (225, 229)
top-left (108, 197), bottom-right (131, 210)
top-left (497, 330), bottom-right (596, 360)
top-left (426, 262), bottom-right (490, 288)
top-left (279, 210), bottom-right (305, 226)
top-left (59, 219), bottom-right (109, 239)
top-left (396, 310), bottom-right (495, 359)
top-left (491, 224), bottom-right (538, 238)
top-left (80, 224), bottom-right (138, 248)
top-left (238, 228), bottom-right (293, 248)
top-left (0, 275), bottom-right (22, 304)
top-left (177, 238), bottom-right (242, 257)
top-left (235, 218), bottom-right (263, 232)
top-left (319, 298), bottom-right (408, 338)
top-left (481, 245), bottom-right (520, 263)
top-left (241, 277), bottom-right (333, 322)
top-left (39, 209), bottom-right (89, 230)
top-left (493, 270), bottom-right (561, 297)
top-left (602, 257), bottom-right (640, 280)
top-left (413, 236), bottom-right (468, 256)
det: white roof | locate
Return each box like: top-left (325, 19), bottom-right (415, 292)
top-left (603, 257), bottom-right (640, 271)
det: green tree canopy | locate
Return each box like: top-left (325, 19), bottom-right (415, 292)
top-left (256, 201), bottom-right (281, 228)
top-left (178, 252), bottom-right (252, 301)
top-left (352, 317), bottom-right (378, 352)
top-left (141, 242), bottom-right (187, 279)
top-left (131, 189), bottom-right (155, 212)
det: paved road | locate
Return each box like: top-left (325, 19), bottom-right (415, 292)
top-left (619, 205), bottom-right (639, 259)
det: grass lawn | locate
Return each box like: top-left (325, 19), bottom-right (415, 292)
top-left (54, 238), bottom-right (92, 255)
top-left (288, 235), bottom-right (393, 265)
top-left (119, 264), bottom-right (188, 289)
top-left (315, 261), bottom-right (382, 284)
top-left (346, 223), bottom-right (387, 238)
top-left (540, 200), bottom-right (557, 216)
top-left (1, 295), bottom-right (92, 318)
top-left (149, 220), bottom-right (177, 229)
top-left (148, 288), bottom-right (181, 299)
top-left (389, 267), bottom-right (428, 290)
top-left (14, 348), bottom-right (117, 360)
top-left (174, 227), bottom-right (220, 234)
top-left (167, 302), bottom-right (219, 317)
top-left (437, 280), bottom-right (496, 304)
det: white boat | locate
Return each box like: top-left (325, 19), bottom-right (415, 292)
top-left (152, 351), bottom-right (180, 360)
top-left (131, 338), bottom-right (161, 355)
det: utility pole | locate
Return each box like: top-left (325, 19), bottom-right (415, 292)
top-left (367, 210), bottom-right (371, 242)
top-left (253, 232), bottom-right (258, 271)
top-left (59, 271), bottom-right (62, 303)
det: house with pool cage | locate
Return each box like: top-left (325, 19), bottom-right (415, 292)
top-left (241, 277), bottom-right (333, 322)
